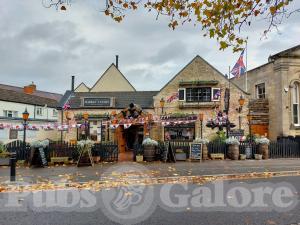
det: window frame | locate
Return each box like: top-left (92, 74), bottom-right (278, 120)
top-left (292, 82), bottom-right (300, 126)
top-left (185, 87), bottom-right (212, 103)
top-left (36, 107), bottom-right (43, 116)
top-left (178, 88), bottom-right (186, 101)
top-left (255, 83), bottom-right (266, 99)
top-left (212, 88), bottom-right (221, 101)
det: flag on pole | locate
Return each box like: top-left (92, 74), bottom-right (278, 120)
top-left (231, 50), bottom-right (246, 78)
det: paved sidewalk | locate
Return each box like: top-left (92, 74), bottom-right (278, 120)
top-left (0, 159), bottom-right (300, 184)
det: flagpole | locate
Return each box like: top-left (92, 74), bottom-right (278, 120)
top-left (245, 41), bottom-right (248, 92)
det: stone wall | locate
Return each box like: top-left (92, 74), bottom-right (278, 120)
top-left (233, 49), bottom-right (300, 140)
top-left (153, 56), bottom-right (250, 140)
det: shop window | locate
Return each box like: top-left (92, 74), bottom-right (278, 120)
top-left (292, 82), bottom-right (300, 126)
top-left (164, 124), bottom-right (195, 141)
top-left (256, 83), bottom-right (265, 99)
top-left (186, 87), bottom-right (211, 102)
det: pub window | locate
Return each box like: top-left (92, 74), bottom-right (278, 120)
top-left (178, 88), bottom-right (185, 101)
top-left (292, 82), bottom-right (300, 126)
top-left (164, 124), bottom-right (195, 141)
top-left (256, 83), bottom-right (265, 99)
top-left (186, 87), bottom-right (211, 102)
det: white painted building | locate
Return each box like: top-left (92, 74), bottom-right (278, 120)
top-left (0, 83), bottom-right (62, 143)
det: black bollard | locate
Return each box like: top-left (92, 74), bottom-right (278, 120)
top-left (10, 152), bottom-right (16, 182)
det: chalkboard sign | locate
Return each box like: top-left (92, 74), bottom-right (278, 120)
top-left (30, 147), bottom-right (48, 167)
top-left (77, 148), bottom-right (94, 167)
top-left (38, 147), bottom-right (48, 166)
top-left (190, 143), bottom-right (202, 161)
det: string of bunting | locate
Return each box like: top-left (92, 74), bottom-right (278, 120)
top-left (0, 117), bottom-right (200, 131)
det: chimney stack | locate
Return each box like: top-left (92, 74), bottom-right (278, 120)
top-left (71, 76), bottom-right (75, 92)
top-left (116, 55), bottom-right (119, 69)
top-left (24, 82), bottom-right (36, 94)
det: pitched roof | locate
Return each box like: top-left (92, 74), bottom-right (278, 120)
top-left (90, 64), bottom-right (136, 92)
top-left (0, 88), bottom-right (59, 108)
top-left (66, 91), bottom-right (158, 109)
top-left (158, 55), bottom-right (249, 95)
top-left (269, 44), bottom-right (300, 60)
top-left (0, 83), bottom-right (63, 101)
top-left (74, 82), bottom-right (90, 92)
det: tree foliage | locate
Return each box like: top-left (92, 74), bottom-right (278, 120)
top-left (44, 0), bottom-right (298, 52)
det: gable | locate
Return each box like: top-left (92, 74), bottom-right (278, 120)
top-left (90, 64), bottom-right (136, 92)
top-left (74, 83), bottom-right (90, 92)
top-left (158, 55), bottom-right (247, 96)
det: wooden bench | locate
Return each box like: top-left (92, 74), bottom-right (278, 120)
top-left (50, 157), bottom-right (69, 165)
top-left (210, 153), bottom-right (225, 160)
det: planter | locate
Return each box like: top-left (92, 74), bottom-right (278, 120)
top-left (136, 155), bottom-right (143, 162)
top-left (258, 144), bottom-right (269, 160)
top-left (143, 145), bottom-right (156, 162)
top-left (240, 154), bottom-right (246, 160)
top-left (202, 144), bottom-right (208, 160)
top-left (255, 154), bottom-right (263, 160)
top-left (228, 144), bottom-right (239, 160)
top-left (175, 152), bottom-right (187, 161)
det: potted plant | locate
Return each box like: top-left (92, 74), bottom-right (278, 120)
top-left (142, 138), bottom-right (158, 162)
top-left (77, 139), bottom-right (95, 166)
top-left (175, 149), bottom-right (187, 161)
top-left (225, 137), bottom-right (240, 160)
top-left (194, 138), bottom-right (209, 160)
top-left (255, 137), bottom-right (270, 160)
top-left (0, 142), bottom-right (10, 166)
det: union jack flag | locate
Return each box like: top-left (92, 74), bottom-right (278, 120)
top-left (167, 92), bottom-right (179, 103)
top-left (231, 50), bottom-right (246, 78)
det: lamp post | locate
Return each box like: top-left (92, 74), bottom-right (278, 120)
top-left (237, 95), bottom-right (245, 130)
top-left (11, 108), bottom-right (29, 182)
top-left (199, 113), bottom-right (204, 139)
top-left (160, 98), bottom-right (165, 114)
top-left (83, 112), bottom-right (89, 140)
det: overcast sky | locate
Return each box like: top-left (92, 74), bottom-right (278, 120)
top-left (0, 0), bottom-right (299, 94)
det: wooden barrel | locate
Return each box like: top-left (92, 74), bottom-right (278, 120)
top-left (202, 144), bottom-right (208, 160)
top-left (259, 144), bottom-right (269, 160)
top-left (143, 145), bottom-right (156, 162)
top-left (228, 144), bottom-right (239, 160)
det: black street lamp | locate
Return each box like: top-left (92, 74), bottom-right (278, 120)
top-left (22, 108), bottom-right (29, 151)
top-left (237, 95), bottom-right (245, 130)
top-left (83, 112), bottom-right (89, 140)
